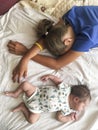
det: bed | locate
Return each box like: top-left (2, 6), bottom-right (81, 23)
top-left (0, 0), bottom-right (98, 130)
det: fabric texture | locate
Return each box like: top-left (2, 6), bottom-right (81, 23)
top-left (62, 6), bottom-right (98, 52)
top-left (0, 0), bottom-right (19, 15)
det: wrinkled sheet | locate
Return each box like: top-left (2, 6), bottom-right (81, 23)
top-left (0, 3), bottom-right (98, 130)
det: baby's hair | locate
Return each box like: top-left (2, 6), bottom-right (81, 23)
top-left (36, 19), bottom-right (69, 56)
top-left (71, 85), bottom-right (91, 102)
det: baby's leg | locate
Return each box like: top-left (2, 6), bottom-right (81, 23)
top-left (5, 81), bottom-right (37, 98)
top-left (4, 86), bottom-right (23, 98)
top-left (20, 81), bottom-right (37, 97)
top-left (12, 102), bottom-right (40, 123)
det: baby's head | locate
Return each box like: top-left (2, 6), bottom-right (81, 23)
top-left (36, 19), bottom-right (74, 56)
top-left (69, 85), bottom-right (91, 112)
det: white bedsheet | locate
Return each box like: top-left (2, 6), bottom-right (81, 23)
top-left (0, 3), bottom-right (98, 130)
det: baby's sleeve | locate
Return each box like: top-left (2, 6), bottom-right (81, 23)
top-left (58, 82), bottom-right (69, 90)
top-left (61, 108), bottom-right (72, 116)
top-left (61, 108), bottom-right (75, 116)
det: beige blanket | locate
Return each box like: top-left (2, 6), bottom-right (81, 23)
top-left (20, 0), bottom-right (98, 18)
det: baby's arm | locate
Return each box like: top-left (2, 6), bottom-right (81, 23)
top-left (41, 74), bottom-right (62, 85)
top-left (56, 111), bottom-right (77, 123)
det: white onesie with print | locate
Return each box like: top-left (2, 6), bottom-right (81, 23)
top-left (23, 82), bottom-right (74, 115)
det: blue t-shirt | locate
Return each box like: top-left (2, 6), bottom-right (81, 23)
top-left (62, 6), bottom-right (98, 52)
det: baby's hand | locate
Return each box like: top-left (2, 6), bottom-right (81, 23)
top-left (70, 112), bottom-right (78, 121)
top-left (40, 74), bottom-right (51, 82)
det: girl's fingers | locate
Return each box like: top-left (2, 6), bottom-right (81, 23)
top-left (23, 71), bottom-right (27, 78)
top-left (7, 41), bottom-right (16, 47)
top-left (12, 67), bottom-right (17, 75)
top-left (8, 49), bottom-right (18, 54)
top-left (12, 67), bottom-right (19, 82)
top-left (8, 48), bottom-right (16, 53)
top-left (12, 74), bottom-right (18, 83)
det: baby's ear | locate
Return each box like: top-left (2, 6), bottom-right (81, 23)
top-left (73, 97), bottom-right (80, 104)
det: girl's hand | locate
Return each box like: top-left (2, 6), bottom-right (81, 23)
top-left (7, 40), bottom-right (28, 56)
top-left (12, 59), bottom-right (28, 83)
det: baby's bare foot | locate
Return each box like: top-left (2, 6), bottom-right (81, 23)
top-left (4, 91), bottom-right (18, 98)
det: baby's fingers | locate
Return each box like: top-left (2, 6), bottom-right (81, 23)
top-left (70, 113), bottom-right (76, 120)
top-left (23, 71), bottom-right (27, 78)
top-left (40, 77), bottom-right (47, 81)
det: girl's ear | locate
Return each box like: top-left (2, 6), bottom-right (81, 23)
top-left (64, 38), bottom-right (73, 46)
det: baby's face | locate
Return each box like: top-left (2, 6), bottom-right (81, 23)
top-left (75, 99), bottom-right (90, 112)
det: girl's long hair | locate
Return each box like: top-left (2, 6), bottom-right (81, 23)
top-left (36, 19), bottom-right (68, 56)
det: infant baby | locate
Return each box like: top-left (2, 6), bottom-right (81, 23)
top-left (4, 74), bottom-right (91, 124)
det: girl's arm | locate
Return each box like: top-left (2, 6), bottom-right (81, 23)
top-left (20, 38), bottom-right (45, 62)
top-left (8, 40), bottom-right (45, 57)
top-left (32, 50), bottom-right (83, 69)
top-left (8, 40), bottom-right (45, 83)
top-left (7, 41), bottom-right (83, 82)
top-left (8, 41), bottom-right (83, 70)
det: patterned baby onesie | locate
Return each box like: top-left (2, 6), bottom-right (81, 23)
top-left (23, 82), bottom-right (74, 115)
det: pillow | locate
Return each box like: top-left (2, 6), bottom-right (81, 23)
top-left (20, 0), bottom-right (85, 19)
top-left (20, 0), bottom-right (60, 17)
top-left (0, 0), bottom-right (20, 15)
